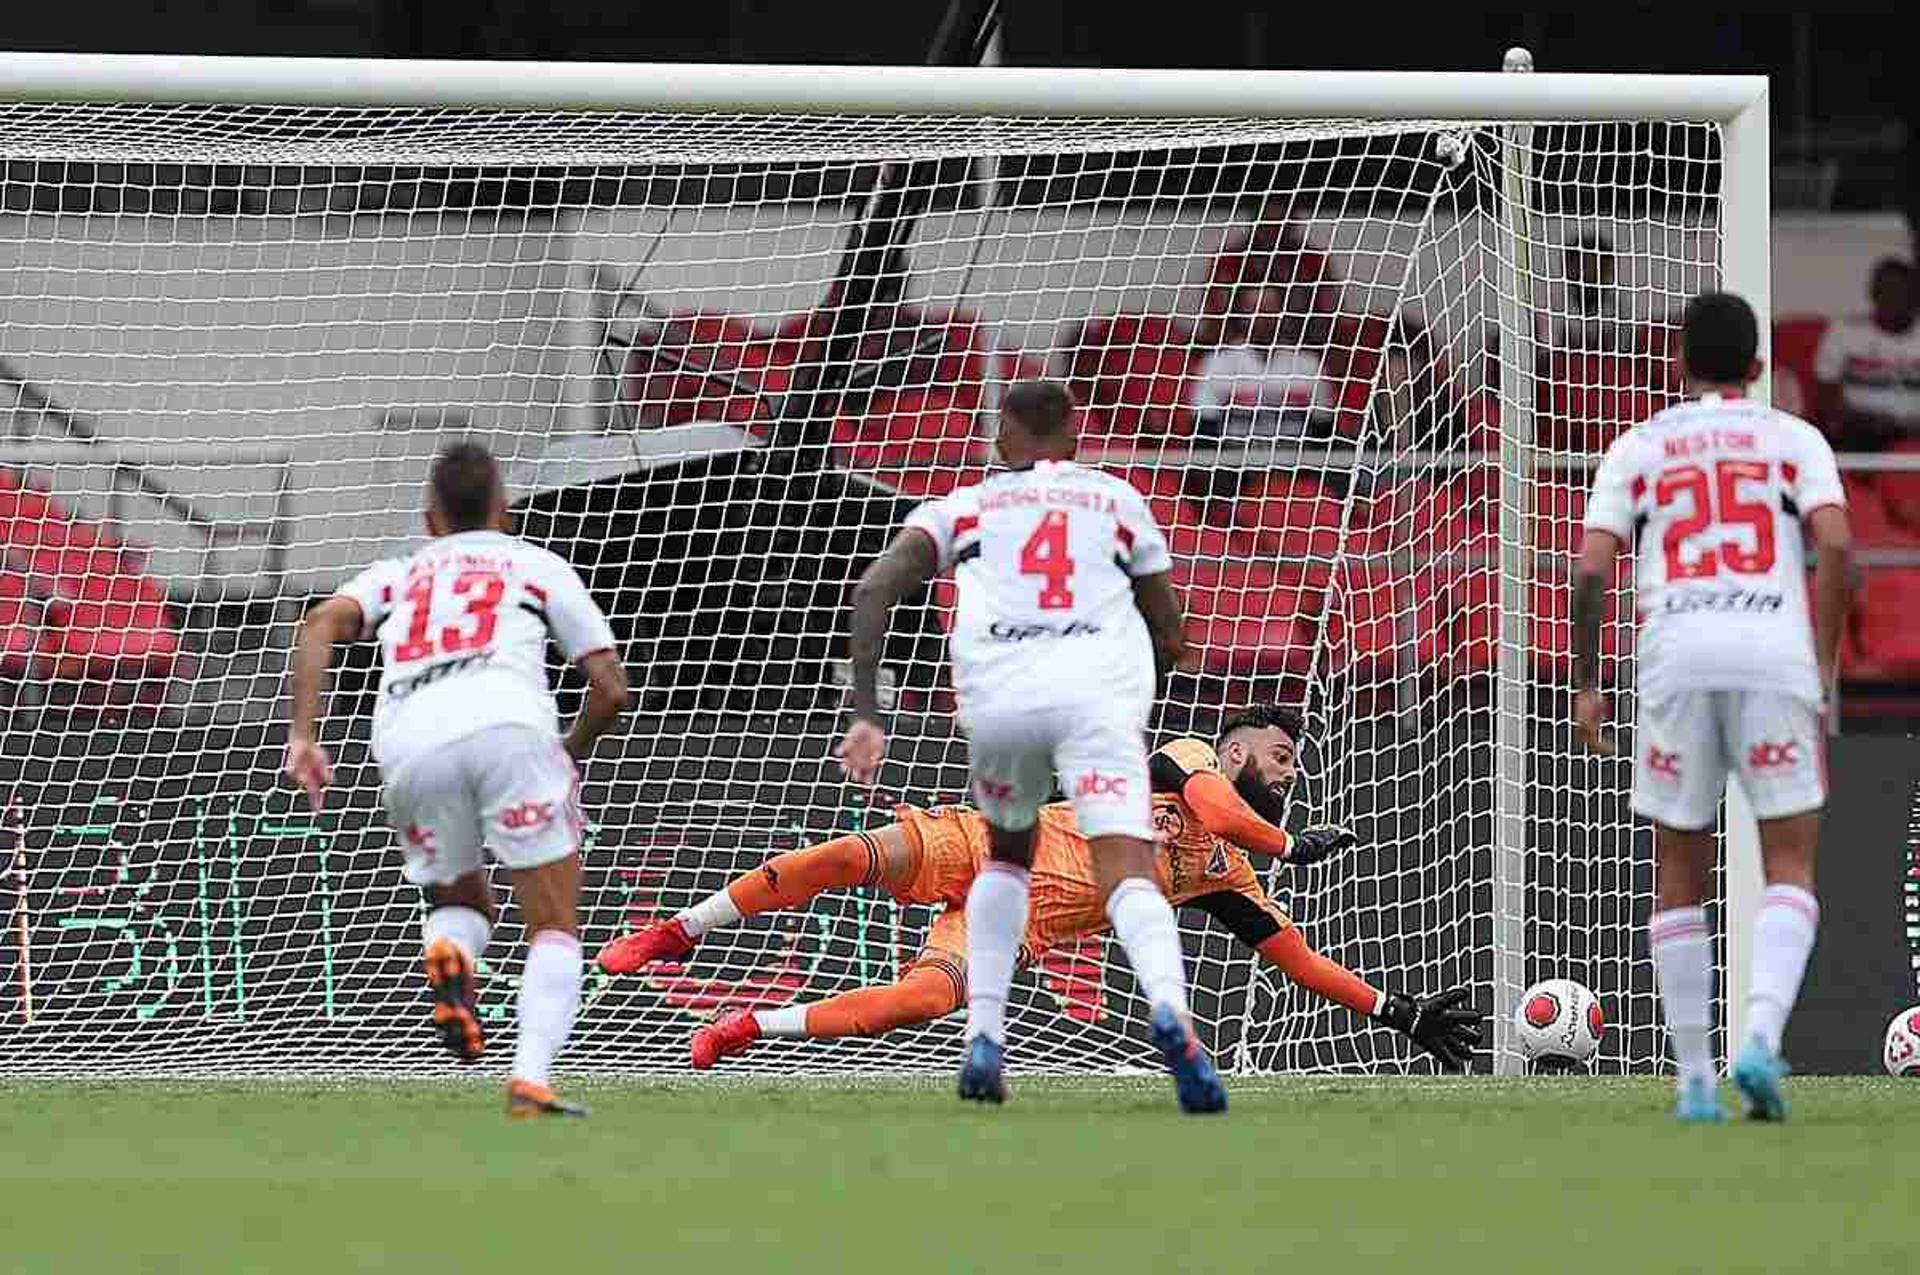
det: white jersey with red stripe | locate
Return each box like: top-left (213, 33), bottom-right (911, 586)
top-left (904, 460), bottom-right (1172, 708)
top-left (334, 529), bottom-right (617, 769)
top-left (1584, 392), bottom-right (1845, 705)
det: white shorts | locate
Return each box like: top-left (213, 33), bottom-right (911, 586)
top-left (382, 725), bottom-right (583, 886)
top-left (1631, 690), bottom-right (1826, 831)
top-left (960, 694), bottom-right (1154, 841)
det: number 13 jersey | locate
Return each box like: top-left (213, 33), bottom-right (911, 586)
top-left (1583, 394), bottom-right (1845, 704)
top-left (904, 461), bottom-right (1173, 707)
top-left (334, 529), bottom-right (617, 769)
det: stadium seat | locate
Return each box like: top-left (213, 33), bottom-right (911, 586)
top-left (1841, 475), bottom-right (1920, 548)
top-left (1771, 315), bottom-right (1830, 427)
top-left (1065, 314), bottom-right (1202, 441)
top-left (1174, 557), bottom-right (1316, 676)
top-left (1228, 472), bottom-right (1347, 565)
top-left (1872, 440), bottom-right (1920, 535)
top-left (1852, 568), bottom-right (1920, 678)
top-left (1532, 476), bottom-right (1589, 558)
top-left (0, 570), bottom-right (45, 675)
top-left (1535, 351), bottom-right (1659, 454)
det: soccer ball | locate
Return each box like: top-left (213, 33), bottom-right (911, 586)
top-left (1884, 1005), bottom-right (1920, 1076)
top-left (1514, 978), bottom-right (1605, 1071)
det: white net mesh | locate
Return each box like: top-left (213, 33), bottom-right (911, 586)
top-left (0, 98), bottom-right (1730, 1076)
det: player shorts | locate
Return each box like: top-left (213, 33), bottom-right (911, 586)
top-left (381, 725), bottom-right (583, 886)
top-left (959, 695), bottom-right (1154, 842)
top-left (1631, 689), bottom-right (1826, 831)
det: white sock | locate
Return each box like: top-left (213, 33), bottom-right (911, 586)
top-left (679, 889), bottom-right (743, 939)
top-left (423, 905), bottom-right (490, 964)
top-left (1105, 876), bottom-right (1191, 1019)
top-left (511, 931), bottom-right (582, 1088)
top-left (754, 1005), bottom-right (809, 1038)
top-left (1649, 906), bottom-right (1714, 1084)
top-left (964, 861), bottom-right (1030, 1045)
top-left (1745, 884), bottom-right (1820, 1054)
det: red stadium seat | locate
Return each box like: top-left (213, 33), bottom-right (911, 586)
top-left (1174, 558), bottom-right (1315, 676)
top-left (1842, 474), bottom-right (1920, 548)
top-left (1872, 441), bottom-right (1920, 535)
top-left (1066, 314), bottom-right (1202, 441)
top-left (1533, 476), bottom-right (1589, 559)
top-left (1771, 315), bottom-right (1830, 427)
top-left (1229, 473), bottom-right (1346, 565)
top-left (1852, 568), bottom-right (1920, 678)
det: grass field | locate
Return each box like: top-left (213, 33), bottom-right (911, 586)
top-left (3, 1075), bottom-right (1911, 1274)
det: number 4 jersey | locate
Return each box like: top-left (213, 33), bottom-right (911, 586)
top-left (904, 460), bottom-right (1173, 706)
top-left (334, 530), bottom-right (617, 769)
top-left (1583, 393), bottom-right (1845, 704)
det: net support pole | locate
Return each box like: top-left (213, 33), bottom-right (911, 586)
top-left (1491, 46), bottom-right (1538, 1076)
top-left (1720, 89), bottom-right (1771, 1058)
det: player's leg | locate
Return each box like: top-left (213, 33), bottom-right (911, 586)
top-left (386, 752), bottom-right (491, 1063)
top-left (1729, 691), bottom-right (1827, 1121)
top-left (1634, 690), bottom-right (1725, 1121)
top-left (1063, 718), bottom-right (1225, 1114)
top-left (479, 730), bottom-right (590, 1118)
top-left (956, 707), bottom-right (1050, 1102)
top-left (598, 825), bottom-right (909, 974)
top-left (692, 920), bottom-right (967, 1068)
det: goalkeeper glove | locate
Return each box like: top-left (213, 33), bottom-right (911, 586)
top-left (1375, 988), bottom-right (1482, 1073)
top-left (1287, 824), bottom-right (1355, 866)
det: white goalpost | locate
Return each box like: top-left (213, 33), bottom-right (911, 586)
top-left (0, 51), bottom-right (1768, 1078)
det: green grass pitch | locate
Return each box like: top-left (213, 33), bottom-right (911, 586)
top-left (2, 1076), bottom-right (1910, 1274)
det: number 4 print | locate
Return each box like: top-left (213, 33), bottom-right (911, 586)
top-left (1020, 510), bottom-right (1076, 610)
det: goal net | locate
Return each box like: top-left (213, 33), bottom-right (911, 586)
top-left (0, 59), bottom-right (1762, 1077)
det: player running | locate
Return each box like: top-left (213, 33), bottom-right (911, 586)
top-left (284, 442), bottom-right (630, 1118)
top-left (599, 706), bottom-right (1482, 1072)
top-left (833, 380), bottom-right (1223, 1110)
top-left (1572, 292), bottom-right (1853, 1123)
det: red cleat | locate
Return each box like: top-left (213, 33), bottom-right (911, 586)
top-left (596, 919), bottom-right (695, 976)
top-left (691, 1011), bottom-right (762, 1070)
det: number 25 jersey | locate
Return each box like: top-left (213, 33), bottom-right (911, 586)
top-left (1583, 394), bottom-right (1845, 705)
top-left (904, 461), bottom-right (1173, 706)
top-left (334, 529), bottom-right (617, 769)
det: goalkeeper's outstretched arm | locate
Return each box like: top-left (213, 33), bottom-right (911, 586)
top-left (1188, 891), bottom-right (1483, 1071)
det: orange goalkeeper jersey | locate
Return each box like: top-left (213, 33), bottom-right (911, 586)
top-left (891, 737), bottom-right (1292, 968)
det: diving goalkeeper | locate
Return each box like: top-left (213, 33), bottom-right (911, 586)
top-left (598, 706), bottom-right (1482, 1070)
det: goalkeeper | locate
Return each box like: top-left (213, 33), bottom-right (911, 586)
top-left (599, 706), bottom-right (1482, 1071)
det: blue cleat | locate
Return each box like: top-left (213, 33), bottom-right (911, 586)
top-left (957, 1034), bottom-right (1007, 1105)
top-left (1674, 1073), bottom-right (1725, 1123)
top-left (1731, 1036), bottom-right (1791, 1122)
top-left (1149, 1004), bottom-right (1228, 1115)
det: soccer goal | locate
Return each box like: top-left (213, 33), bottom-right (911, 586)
top-left (0, 52), bottom-right (1768, 1078)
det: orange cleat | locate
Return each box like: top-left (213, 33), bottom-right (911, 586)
top-left (691, 1010), bottom-right (762, 1070)
top-left (596, 919), bottom-right (695, 976)
top-left (424, 938), bottom-right (485, 1063)
top-left (506, 1079), bottom-right (588, 1119)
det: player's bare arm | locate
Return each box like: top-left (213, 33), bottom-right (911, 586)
top-left (1805, 504), bottom-right (1854, 696)
top-left (284, 594), bottom-right (363, 810)
top-left (1129, 569), bottom-right (1189, 680)
top-left (1570, 528), bottom-right (1622, 755)
top-left (563, 649), bottom-right (631, 761)
top-left (838, 527), bottom-right (938, 783)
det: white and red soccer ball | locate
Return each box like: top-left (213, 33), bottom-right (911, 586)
top-left (1514, 978), bottom-right (1605, 1070)
top-left (1884, 1005), bottom-right (1920, 1076)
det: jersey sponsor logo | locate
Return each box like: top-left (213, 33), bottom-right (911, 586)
top-left (986, 619), bottom-right (1104, 641)
top-left (1658, 589), bottom-right (1784, 615)
top-left (385, 650), bottom-right (493, 701)
top-left (1152, 803), bottom-right (1187, 843)
top-left (1646, 747), bottom-right (1682, 781)
top-left (500, 801), bottom-right (555, 832)
top-left (1747, 740), bottom-right (1802, 772)
top-left (1074, 772), bottom-right (1129, 800)
top-left (1523, 991), bottom-right (1561, 1029)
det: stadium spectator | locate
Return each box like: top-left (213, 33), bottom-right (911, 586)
top-left (1201, 206), bottom-right (1339, 329)
top-left (1541, 230), bottom-right (1633, 356)
top-left (1188, 278), bottom-right (1337, 440)
top-left (1813, 258), bottom-right (1920, 449)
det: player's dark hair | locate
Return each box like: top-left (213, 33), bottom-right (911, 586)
top-left (430, 440), bottom-right (501, 533)
top-left (1217, 704), bottom-right (1305, 748)
top-left (1680, 291), bottom-right (1758, 384)
top-left (1001, 379), bottom-right (1076, 438)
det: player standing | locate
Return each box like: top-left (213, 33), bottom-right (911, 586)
top-left (1572, 292), bottom-right (1853, 1122)
top-left (834, 380), bottom-right (1224, 1111)
top-left (284, 442), bottom-right (630, 1117)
